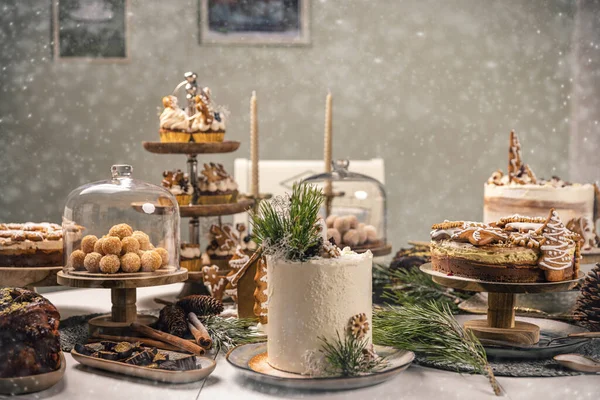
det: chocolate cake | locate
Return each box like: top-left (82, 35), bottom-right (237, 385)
top-left (0, 288), bottom-right (61, 377)
top-left (430, 209), bottom-right (580, 283)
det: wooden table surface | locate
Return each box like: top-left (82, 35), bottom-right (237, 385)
top-left (11, 285), bottom-right (597, 400)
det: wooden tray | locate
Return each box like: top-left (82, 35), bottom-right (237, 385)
top-left (353, 243), bottom-right (392, 257)
top-left (0, 352), bottom-right (65, 395)
top-left (143, 141), bottom-right (240, 155)
top-left (0, 266), bottom-right (62, 287)
top-left (71, 346), bottom-right (216, 383)
top-left (179, 199), bottom-right (254, 217)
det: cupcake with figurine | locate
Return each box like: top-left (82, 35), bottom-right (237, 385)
top-left (159, 95), bottom-right (190, 143)
top-left (158, 71), bottom-right (227, 144)
top-left (197, 163), bottom-right (238, 205)
top-left (190, 88), bottom-right (227, 143)
top-left (161, 169), bottom-right (193, 206)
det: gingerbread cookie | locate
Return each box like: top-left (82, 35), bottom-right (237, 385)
top-left (253, 256), bottom-right (268, 324)
top-left (201, 264), bottom-right (227, 300)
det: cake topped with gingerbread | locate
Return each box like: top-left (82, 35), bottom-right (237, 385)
top-left (484, 130), bottom-right (598, 252)
top-left (430, 209), bottom-right (580, 283)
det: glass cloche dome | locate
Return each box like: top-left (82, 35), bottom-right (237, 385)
top-left (62, 164), bottom-right (180, 275)
top-left (302, 160), bottom-right (389, 255)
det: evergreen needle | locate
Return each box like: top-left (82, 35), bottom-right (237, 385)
top-left (373, 302), bottom-right (501, 396)
top-left (201, 316), bottom-right (262, 352)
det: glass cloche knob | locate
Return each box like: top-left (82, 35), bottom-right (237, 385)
top-left (111, 164), bottom-right (133, 179)
top-left (333, 159), bottom-right (350, 177)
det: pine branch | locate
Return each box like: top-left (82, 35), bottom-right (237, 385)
top-left (318, 331), bottom-right (386, 376)
top-left (373, 303), bottom-right (501, 396)
top-left (250, 183), bottom-right (323, 262)
top-left (201, 316), bottom-right (262, 352)
top-left (382, 267), bottom-right (471, 312)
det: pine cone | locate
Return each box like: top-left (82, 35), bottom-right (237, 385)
top-left (176, 295), bottom-right (224, 316)
top-left (156, 304), bottom-right (188, 337)
top-left (574, 263), bottom-right (600, 331)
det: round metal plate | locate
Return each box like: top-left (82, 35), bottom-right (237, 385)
top-left (226, 342), bottom-right (414, 390)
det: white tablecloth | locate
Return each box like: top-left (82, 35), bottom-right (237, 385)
top-left (9, 284), bottom-right (596, 400)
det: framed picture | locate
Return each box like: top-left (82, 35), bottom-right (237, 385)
top-left (53, 0), bottom-right (129, 62)
top-left (199, 0), bottom-right (310, 45)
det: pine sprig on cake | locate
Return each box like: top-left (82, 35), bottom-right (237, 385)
top-left (251, 183), bottom-right (324, 262)
top-left (317, 331), bottom-right (385, 376)
top-left (373, 302), bottom-right (501, 396)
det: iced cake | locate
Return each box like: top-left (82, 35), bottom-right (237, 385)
top-left (430, 209), bottom-right (580, 283)
top-left (0, 222), bottom-right (67, 267)
top-left (484, 131), bottom-right (597, 251)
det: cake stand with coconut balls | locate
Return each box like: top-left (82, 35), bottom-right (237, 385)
top-left (57, 164), bottom-right (187, 337)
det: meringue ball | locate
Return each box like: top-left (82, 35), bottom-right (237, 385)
top-left (364, 225), bottom-right (378, 242)
top-left (347, 215), bottom-right (358, 229)
top-left (333, 216), bottom-right (351, 234)
top-left (342, 229), bottom-right (360, 247)
top-left (357, 227), bottom-right (368, 245)
top-left (325, 215), bottom-right (337, 228)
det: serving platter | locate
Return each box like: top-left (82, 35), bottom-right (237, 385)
top-left (142, 140), bottom-right (240, 154)
top-left (72, 344), bottom-right (216, 383)
top-left (226, 342), bottom-right (414, 390)
top-left (0, 352), bottom-right (65, 395)
top-left (454, 315), bottom-right (589, 360)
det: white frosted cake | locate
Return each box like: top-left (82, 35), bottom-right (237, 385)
top-left (483, 131), bottom-right (598, 251)
top-left (267, 248), bottom-right (373, 374)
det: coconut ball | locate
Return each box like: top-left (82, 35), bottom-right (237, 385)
top-left (333, 216), bottom-right (351, 234)
top-left (108, 223), bottom-right (133, 239)
top-left (132, 232), bottom-right (151, 250)
top-left (80, 235), bottom-right (98, 254)
top-left (154, 247), bottom-right (169, 267)
top-left (99, 254), bottom-right (120, 274)
top-left (325, 215), bottom-right (337, 228)
top-left (121, 236), bottom-right (140, 254)
top-left (84, 252), bottom-right (102, 273)
top-left (93, 237), bottom-right (106, 255)
top-left (364, 225), bottom-right (378, 242)
top-left (347, 215), bottom-right (359, 229)
top-left (141, 250), bottom-right (162, 272)
top-left (69, 250), bottom-right (86, 270)
top-left (120, 253), bottom-right (141, 273)
top-left (102, 236), bottom-right (122, 255)
top-left (327, 228), bottom-right (341, 246)
top-left (342, 229), bottom-right (360, 247)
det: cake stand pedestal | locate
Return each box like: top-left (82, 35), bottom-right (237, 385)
top-left (420, 263), bottom-right (584, 345)
top-left (57, 268), bottom-right (188, 336)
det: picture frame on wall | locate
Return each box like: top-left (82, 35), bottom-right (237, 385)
top-left (199, 0), bottom-right (310, 45)
top-left (52, 0), bottom-right (129, 62)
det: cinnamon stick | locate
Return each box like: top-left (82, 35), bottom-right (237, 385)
top-left (188, 312), bottom-right (212, 349)
top-left (90, 333), bottom-right (181, 351)
top-left (153, 297), bottom-right (175, 306)
top-left (130, 322), bottom-right (205, 355)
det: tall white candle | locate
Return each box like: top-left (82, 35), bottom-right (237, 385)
top-left (250, 91), bottom-right (259, 197)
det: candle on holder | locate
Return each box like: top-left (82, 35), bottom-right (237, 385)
top-left (324, 92), bottom-right (332, 174)
top-left (250, 91), bottom-right (259, 198)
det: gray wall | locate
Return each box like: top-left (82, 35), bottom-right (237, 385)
top-left (0, 0), bottom-right (595, 249)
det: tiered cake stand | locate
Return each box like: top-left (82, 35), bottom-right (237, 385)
top-left (420, 263), bottom-right (584, 345)
top-left (142, 141), bottom-right (256, 295)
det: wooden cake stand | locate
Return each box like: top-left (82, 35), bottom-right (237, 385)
top-left (0, 266), bottom-right (62, 288)
top-left (57, 268), bottom-right (188, 336)
top-left (420, 263), bottom-right (584, 345)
